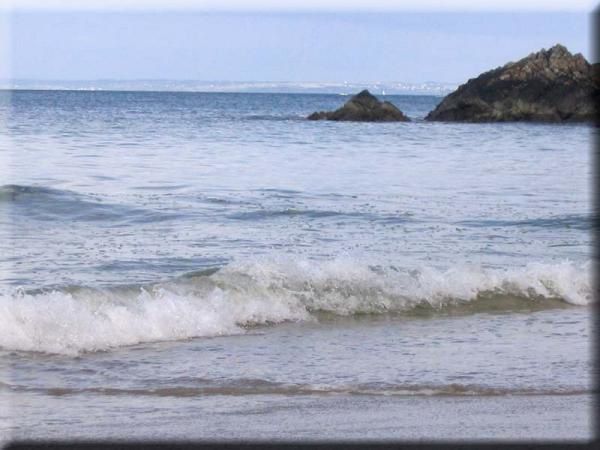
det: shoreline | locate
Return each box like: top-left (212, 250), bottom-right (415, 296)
top-left (2, 392), bottom-right (593, 441)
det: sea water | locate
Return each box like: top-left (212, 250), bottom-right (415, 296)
top-left (0, 90), bottom-right (594, 440)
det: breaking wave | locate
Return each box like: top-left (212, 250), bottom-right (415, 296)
top-left (0, 257), bottom-right (593, 355)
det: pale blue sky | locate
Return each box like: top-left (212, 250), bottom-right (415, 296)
top-left (6, 11), bottom-right (593, 83)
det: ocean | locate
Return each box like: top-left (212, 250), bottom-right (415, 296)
top-left (0, 90), bottom-right (594, 441)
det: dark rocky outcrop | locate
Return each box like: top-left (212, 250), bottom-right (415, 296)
top-left (308, 90), bottom-right (410, 122)
top-left (425, 44), bottom-right (599, 123)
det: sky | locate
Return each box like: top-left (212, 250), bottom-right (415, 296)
top-left (0, 1), bottom-right (595, 84)
top-left (1, 0), bottom-right (596, 11)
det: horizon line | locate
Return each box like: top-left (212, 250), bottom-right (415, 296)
top-left (0, 80), bottom-right (458, 96)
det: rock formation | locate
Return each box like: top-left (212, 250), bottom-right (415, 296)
top-left (308, 90), bottom-right (410, 122)
top-left (425, 44), bottom-right (598, 122)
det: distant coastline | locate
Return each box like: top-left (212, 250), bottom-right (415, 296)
top-left (0, 80), bottom-right (457, 96)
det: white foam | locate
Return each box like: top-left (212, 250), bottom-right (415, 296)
top-left (0, 258), bottom-right (592, 355)
top-left (0, 283), bottom-right (309, 355)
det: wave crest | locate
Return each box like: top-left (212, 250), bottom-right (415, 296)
top-left (0, 258), bottom-right (592, 355)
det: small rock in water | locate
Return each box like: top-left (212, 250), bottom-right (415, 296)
top-left (308, 90), bottom-right (410, 122)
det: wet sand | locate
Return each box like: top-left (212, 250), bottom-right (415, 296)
top-left (1, 391), bottom-right (593, 441)
top-left (1, 307), bottom-right (593, 443)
